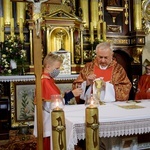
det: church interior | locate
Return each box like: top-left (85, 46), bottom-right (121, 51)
top-left (0, 0), bottom-right (150, 149)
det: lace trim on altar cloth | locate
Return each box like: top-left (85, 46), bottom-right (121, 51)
top-left (67, 119), bottom-right (150, 150)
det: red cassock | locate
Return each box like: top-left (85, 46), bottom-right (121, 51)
top-left (135, 74), bottom-right (150, 100)
top-left (39, 73), bottom-right (61, 150)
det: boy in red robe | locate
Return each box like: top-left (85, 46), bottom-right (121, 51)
top-left (34, 53), bottom-right (83, 150)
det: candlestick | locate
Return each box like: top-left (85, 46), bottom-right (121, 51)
top-left (90, 22), bottom-right (94, 44)
top-left (19, 18), bottom-right (24, 42)
top-left (0, 17), bottom-right (4, 42)
top-left (102, 22), bottom-right (106, 41)
top-left (51, 95), bottom-right (66, 150)
top-left (85, 100), bottom-right (99, 150)
top-left (11, 18), bottom-right (14, 38)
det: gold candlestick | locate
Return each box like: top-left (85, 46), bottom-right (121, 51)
top-left (85, 95), bottom-right (99, 150)
top-left (11, 18), bottom-right (14, 38)
top-left (97, 21), bottom-right (101, 41)
top-left (19, 18), bottom-right (24, 42)
top-left (90, 22), bottom-right (94, 44)
top-left (51, 95), bottom-right (66, 150)
top-left (102, 22), bottom-right (106, 41)
top-left (0, 17), bottom-right (4, 42)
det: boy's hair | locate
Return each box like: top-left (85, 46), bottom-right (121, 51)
top-left (43, 52), bottom-right (63, 67)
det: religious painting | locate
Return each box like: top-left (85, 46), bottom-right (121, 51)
top-left (10, 81), bottom-right (35, 128)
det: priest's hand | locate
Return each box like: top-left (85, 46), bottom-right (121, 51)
top-left (72, 88), bottom-right (83, 97)
top-left (86, 74), bottom-right (96, 86)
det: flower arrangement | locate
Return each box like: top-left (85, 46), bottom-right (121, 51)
top-left (0, 36), bottom-right (26, 75)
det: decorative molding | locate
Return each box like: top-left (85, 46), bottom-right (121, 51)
top-left (0, 74), bottom-right (78, 82)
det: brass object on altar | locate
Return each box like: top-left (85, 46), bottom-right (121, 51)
top-left (85, 106), bottom-right (99, 150)
top-left (51, 109), bottom-right (66, 150)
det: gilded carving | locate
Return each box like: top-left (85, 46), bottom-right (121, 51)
top-left (98, 0), bottom-right (103, 22)
top-left (107, 38), bottom-right (129, 45)
top-left (124, 0), bottom-right (129, 25)
top-left (132, 47), bottom-right (143, 64)
top-left (107, 25), bottom-right (122, 33)
top-left (142, 0), bottom-right (150, 33)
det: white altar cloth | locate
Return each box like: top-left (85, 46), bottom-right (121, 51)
top-left (64, 100), bottom-right (150, 150)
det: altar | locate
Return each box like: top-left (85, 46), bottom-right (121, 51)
top-left (64, 100), bottom-right (150, 150)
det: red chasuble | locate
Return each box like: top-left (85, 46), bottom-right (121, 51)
top-left (93, 65), bottom-right (113, 82)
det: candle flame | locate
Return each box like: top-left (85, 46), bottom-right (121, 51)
top-left (91, 99), bottom-right (94, 105)
top-left (56, 99), bottom-right (59, 107)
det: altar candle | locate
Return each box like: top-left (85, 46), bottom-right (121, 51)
top-left (19, 18), bottom-right (23, 42)
top-left (90, 22), bottom-right (94, 44)
top-left (51, 108), bottom-right (66, 150)
top-left (85, 104), bottom-right (99, 150)
top-left (54, 99), bottom-right (61, 110)
top-left (102, 21), bottom-right (106, 41)
top-left (97, 21), bottom-right (101, 40)
top-left (11, 18), bottom-right (14, 38)
top-left (0, 17), bottom-right (4, 42)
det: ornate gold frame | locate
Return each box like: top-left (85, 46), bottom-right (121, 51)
top-left (10, 81), bottom-right (35, 128)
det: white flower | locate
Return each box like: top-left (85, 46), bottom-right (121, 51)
top-left (2, 54), bottom-right (6, 58)
top-left (8, 70), bottom-right (12, 73)
top-left (4, 64), bottom-right (9, 68)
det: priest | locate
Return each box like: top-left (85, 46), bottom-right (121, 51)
top-left (73, 42), bottom-right (132, 104)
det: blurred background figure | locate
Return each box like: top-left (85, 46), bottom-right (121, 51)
top-left (135, 60), bottom-right (150, 100)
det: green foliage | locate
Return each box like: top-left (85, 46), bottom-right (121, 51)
top-left (19, 90), bottom-right (34, 120)
top-left (0, 36), bottom-right (26, 75)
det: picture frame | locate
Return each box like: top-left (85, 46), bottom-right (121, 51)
top-left (10, 81), bottom-right (35, 128)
